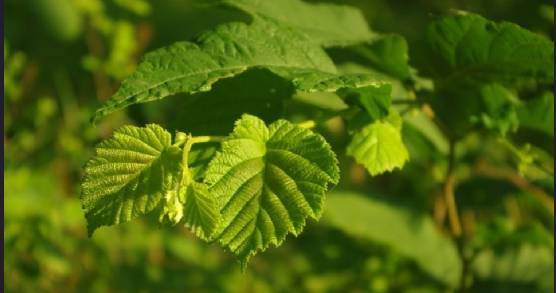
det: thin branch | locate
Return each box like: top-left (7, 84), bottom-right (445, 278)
top-left (473, 160), bottom-right (554, 214)
top-left (190, 135), bottom-right (227, 144)
top-left (444, 140), bottom-right (462, 237)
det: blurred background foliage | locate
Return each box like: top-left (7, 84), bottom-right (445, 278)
top-left (4, 0), bottom-right (554, 292)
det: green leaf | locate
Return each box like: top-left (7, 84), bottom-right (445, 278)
top-left (347, 120), bottom-right (409, 176)
top-left (81, 124), bottom-right (182, 236)
top-left (349, 34), bottom-right (411, 80)
top-left (221, 0), bottom-right (376, 47)
top-left (426, 12), bottom-right (554, 87)
top-left (181, 180), bottom-right (221, 240)
top-left (93, 18), bottom-right (388, 123)
top-left (204, 114), bottom-right (339, 266)
top-left (342, 83), bottom-right (392, 122)
top-left (323, 191), bottom-right (462, 287)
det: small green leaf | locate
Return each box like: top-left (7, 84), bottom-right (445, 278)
top-left (204, 114), bottom-right (339, 266)
top-left (347, 120), bottom-right (409, 176)
top-left (81, 124), bottom-right (182, 236)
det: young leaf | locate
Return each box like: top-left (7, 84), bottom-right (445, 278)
top-left (204, 114), bottom-right (339, 266)
top-left (159, 137), bottom-right (221, 240)
top-left (221, 0), bottom-right (376, 47)
top-left (426, 12), bottom-right (554, 87)
top-left (81, 124), bottom-right (182, 236)
top-left (93, 18), bottom-right (388, 123)
top-left (347, 119), bottom-right (409, 176)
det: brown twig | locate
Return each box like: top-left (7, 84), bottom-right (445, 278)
top-left (473, 160), bottom-right (554, 214)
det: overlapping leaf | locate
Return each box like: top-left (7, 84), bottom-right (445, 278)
top-left (426, 12), bottom-right (554, 86)
top-left (81, 125), bottom-right (220, 238)
top-left (324, 191), bottom-right (462, 287)
top-left (81, 124), bottom-right (182, 235)
top-left (204, 114), bottom-right (339, 266)
top-left (92, 18), bottom-right (388, 123)
top-left (221, 0), bottom-right (376, 47)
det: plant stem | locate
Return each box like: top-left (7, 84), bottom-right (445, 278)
top-left (443, 139), bottom-right (469, 293)
top-left (444, 140), bottom-right (462, 237)
top-left (190, 135), bottom-right (227, 144)
top-left (297, 120), bottom-right (317, 129)
top-left (177, 118), bottom-right (322, 146)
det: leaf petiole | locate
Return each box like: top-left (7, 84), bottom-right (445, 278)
top-left (297, 120), bottom-right (317, 129)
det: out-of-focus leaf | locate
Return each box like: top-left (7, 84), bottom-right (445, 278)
top-left (323, 191), bottom-right (462, 287)
top-left (403, 110), bottom-right (449, 155)
top-left (349, 34), bottom-right (411, 80)
top-left (426, 12), bottom-right (554, 87)
top-left (472, 244), bottom-right (554, 293)
top-left (221, 0), bottom-right (376, 47)
top-left (28, 0), bottom-right (83, 42)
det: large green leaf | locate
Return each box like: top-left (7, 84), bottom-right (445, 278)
top-left (92, 19), bottom-right (388, 123)
top-left (221, 0), bottom-right (376, 47)
top-left (426, 12), bottom-right (554, 87)
top-left (323, 191), bottom-right (462, 288)
top-left (204, 114), bottom-right (339, 266)
top-left (347, 119), bottom-right (409, 176)
top-left (81, 124), bottom-right (182, 236)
